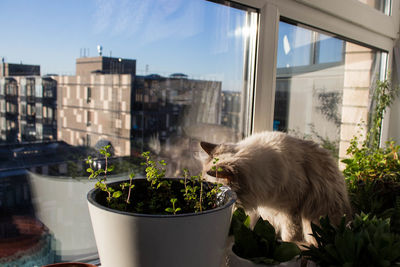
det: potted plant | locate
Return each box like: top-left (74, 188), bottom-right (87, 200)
top-left (301, 213), bottom-right (400, 266)
top-left (228, 208), bottom-right (301, 267)
top-left (86, 147), bottom-right (236, 267)
top-left (342, 79), bottom-right (400, 233)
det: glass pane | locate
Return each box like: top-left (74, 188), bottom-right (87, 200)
top-left (274, 21), bottom-right (384, 162)
top-left (357, 0), bottom-right (390, 14)
top-left (277, 22), bottom-right (312, 68)
top-left (0, 0), bottom-right (257, 265)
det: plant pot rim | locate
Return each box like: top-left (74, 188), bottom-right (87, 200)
top-left (43, 262), bottom-right (97, 267)
top-left (87, 177), bottom-right (237, 218)
top-left (228, 242), bottom-right (301, 267)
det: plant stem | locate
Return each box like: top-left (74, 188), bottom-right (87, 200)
top-left (127, 175), bottom-right (133, 204)
top-left (199, 176), bottom-right (203, 212)
top-left (103, 151), bottom-right (112, 201)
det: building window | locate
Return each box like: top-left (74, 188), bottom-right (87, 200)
top-left (86, 87), bottom-right (91, 103)
top-left (21, 103), bottom-right (26, 115)
top-left (43, 106), bottom-right (53, 120)
top-left (27, 104), bottom-right (36, 116)
top-left (86, 110), bottom-right (92, 126)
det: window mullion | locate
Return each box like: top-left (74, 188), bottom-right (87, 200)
top-left (252, 3), bottom-right (279, 133)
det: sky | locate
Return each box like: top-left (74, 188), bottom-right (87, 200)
top-left (0, 0), bottom-right (253, 91)
top-left (0, 0), bottom-right (346, 92)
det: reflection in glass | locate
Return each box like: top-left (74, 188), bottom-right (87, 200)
top-left (0, 0), bottom-right (258, 265)
top-left (357, 0), bottom-right (390, 14)
top-left (274, 21), bottom-right (384, 162)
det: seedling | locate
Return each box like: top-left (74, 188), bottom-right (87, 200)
top-left (211, 157), bottom-right (224, 179)
top-left (86, 145), bottom-right (136, 210)
top-left (87, 148), bottom-right (223, 215)
top-left (165, 198), bottom-right (181, 215)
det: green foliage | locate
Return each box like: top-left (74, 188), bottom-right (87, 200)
top-left (165, 198), bottom-right (181, 215)
top-left (302, 214), bottom-right (400, 267)
top-left (141, 151), bottom-right (166, 188)
top-left (87, 148), bottom-right (223, 215)
top-left (342, 78), bottom-right (400, 232)
top-left (86, 145), bottom-right (136, 210)
top-left (367, 79), bottom-right (398, 149)
top-left (230, 208), bottom-right (300, 265)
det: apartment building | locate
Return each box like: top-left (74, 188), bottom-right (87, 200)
top-left (57, 56), bottom-right (223, 157)
top-left (56, 56), bottom-right (136, 156)
top-left (0, 62), bottom-right (57, 143)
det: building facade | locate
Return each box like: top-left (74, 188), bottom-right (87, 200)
top-left (57, 56), bottom-right (223, 157)
top-left (0, 62), bottom-right (57, 143)
top-left (56, 56), bottom-right (136, 156)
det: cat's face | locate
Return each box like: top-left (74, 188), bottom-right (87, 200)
top-left (200, 141), bottom-right (237, 184)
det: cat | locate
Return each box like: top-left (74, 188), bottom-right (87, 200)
top-left (200, 131), bottom-right (351, 244)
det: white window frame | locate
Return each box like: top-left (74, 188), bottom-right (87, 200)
top-left (232, 0), bottom-right (399, 138)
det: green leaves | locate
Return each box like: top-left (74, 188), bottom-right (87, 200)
top-left (87, 145), bottom-right (134, 208)
top-left (87, 149), bottom-right (222, 214)
top-left (253, 217), bottom-right (276, 244)
top-left (230, 208), bottom-right (300, 264)
top-left (273, 242), bottom-right (301, 263)
top-left (342, 79), bottom-right (400, 227)
top-left (302, 214), bottom-right (400, 266)
top-left (141, 151), bottom-right (166, 187)
top-left (165, 198), bottom-right (181, 215)
top-left (112, 191), bottom-right (122, 198)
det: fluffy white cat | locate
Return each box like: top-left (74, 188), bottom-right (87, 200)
top-left (201, 131), bottom-right (351, 244)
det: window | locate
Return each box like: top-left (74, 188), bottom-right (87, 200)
top-left (27, 104), bottom-right (36, 116)
top-left (21, 103), bottom-right (26, 115)
top-left (86, 87), bottom-right (91, 103)
top-left (0, 0), bottom-right (258, 265)
top-left (274, 20), bottom-right (385, 161)
top-left (0, 0), bottom-right (398, 266)
top-left (43, 106), bottom-right (53, 120)
top-left (86, 110), bottom-right (92, 126)
top-left (26, 78), bottom-right (35, 97)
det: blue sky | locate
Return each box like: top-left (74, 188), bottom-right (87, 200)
top-left (0, 0), bottom-right (345, 91)
top-left (0, 0), bottom-right (251, 91)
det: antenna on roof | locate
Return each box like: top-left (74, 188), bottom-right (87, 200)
top-left (97, 45), bottom-right (103, 56)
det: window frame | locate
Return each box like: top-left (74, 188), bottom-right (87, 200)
top-left (232, 0), bottom-right (399, 142)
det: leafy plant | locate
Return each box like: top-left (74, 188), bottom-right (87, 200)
top-left (87, 148), bottom-right (223, 214)
top-left (342, 78), bottom-right (400, 230)
top-left (165, 198), bottom-right (181, 215)
top-left (230, 208), bottom-right (300, 265)
top-left (86, 145), bottom-right (135, 210)
top-left (302, 213), bottom-right (400, 267)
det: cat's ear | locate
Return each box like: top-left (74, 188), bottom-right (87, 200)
top-left (200, 141), bottom-right (218, 156)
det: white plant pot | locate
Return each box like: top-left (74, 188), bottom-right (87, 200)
top-left (227, 243), bottom-right (301, 267)
top-left (87, 179), bottom-right (236, 267)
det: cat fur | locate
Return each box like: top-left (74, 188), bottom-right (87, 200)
top-left (201, 131), bottom-right (351, 244)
